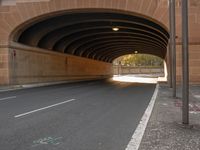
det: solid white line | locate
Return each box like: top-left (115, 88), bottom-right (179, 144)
top-left (125, 84), bottom-right (159, 150)
top-left (0, 96), bottom-right (17, 101)
top-left (14, 99), bottom-right (76, 118)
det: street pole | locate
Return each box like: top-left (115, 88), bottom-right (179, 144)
top-left (167, 45), bottom-right (172, 88)
top-left (168, 1), bottom-right (173, 88)
top-left (118, 62), bottom-right (120, 76)
top-left (182, 0), bottom-right (189, 125)
top-left (169, 0), bottom-right (177, 97)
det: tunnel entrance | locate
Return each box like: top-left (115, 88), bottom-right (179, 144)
top-left (12, 9), bottom-right (169, 63)
top-left (8, 9), bottom-right (169, 85)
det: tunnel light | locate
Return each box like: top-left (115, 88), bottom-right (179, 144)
top-left (112, 27), bottom-right (119, 31)
top-left (134, 51), bottom-right (138, 54)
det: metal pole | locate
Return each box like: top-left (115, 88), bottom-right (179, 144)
top-left (118, 63), bottom-right (120, 75)
top-left (168, 0), bottom-right (173, 88)
top-left (171, 0), bottom-right (177, 98)
top-left (167, 45), bottom-right (172, 87)
top-left (171, 0), bottom-right (176, 98)
top-left (182, 0), bottom-right (189, 124)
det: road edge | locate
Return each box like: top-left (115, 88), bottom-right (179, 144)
top-left (0, 78), bottom-right (108, 92)
top-left (125, 84), bottom-right (159, 150)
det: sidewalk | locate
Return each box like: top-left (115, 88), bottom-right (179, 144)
top-left (139, 84), bottom-right (200, 150)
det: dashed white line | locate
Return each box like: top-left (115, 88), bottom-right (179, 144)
top-left (125, 84), bottom-right (159, 150)
top-left (14, 99), bottom-right (76, 118)
top-left (0, 96), bottom-right (17, 101)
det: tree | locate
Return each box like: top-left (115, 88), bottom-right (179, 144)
top-left (113, 54), bottom-right (163, 67)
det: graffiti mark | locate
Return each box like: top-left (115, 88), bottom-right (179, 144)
top-left (174, 99), bottom-right (200, 113)
top-left (32, 136), bottom-right (63, 147)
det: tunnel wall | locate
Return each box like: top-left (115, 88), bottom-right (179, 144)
top-left (6, 43), bottom-right (112, 85)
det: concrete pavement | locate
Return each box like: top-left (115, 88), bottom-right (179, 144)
top-left (139, 84), bottom-right (200, 150)
top-left (0, 80), bottom-right (156, 150)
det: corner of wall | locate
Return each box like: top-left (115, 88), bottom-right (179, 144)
top-left (0, 46), bottom-right (10, 85)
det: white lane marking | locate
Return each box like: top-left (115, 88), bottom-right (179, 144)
top-left (0, 96), bottom-right (17, 101)
top-left (125, 84), bottom-right (159, 150)
top-left (14, 99), bottom-right (76, 118)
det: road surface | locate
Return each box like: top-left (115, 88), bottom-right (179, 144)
top-left (0, 79), bottom-right (156, 150)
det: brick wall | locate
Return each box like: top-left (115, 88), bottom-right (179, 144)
top-left (176, 45), bottom-right (200, 84)
top-left (0, 47), bottom-right (9, 85)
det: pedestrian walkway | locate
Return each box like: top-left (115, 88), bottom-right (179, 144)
top-left (139, 84), bottom-right (200, 150)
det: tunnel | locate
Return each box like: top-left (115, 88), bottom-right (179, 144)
top-left (0, 0), bottom-right (199, 86)
top-left (6, 9), bottom-right (170, 85)
top-left (13, 9), bottom-right (169, 63)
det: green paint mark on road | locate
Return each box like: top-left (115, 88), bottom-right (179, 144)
top-left (32, 136), bottom-right (63, 147)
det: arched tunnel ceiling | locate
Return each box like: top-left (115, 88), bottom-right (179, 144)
top-left (15, 9), bottom-right (169, 63)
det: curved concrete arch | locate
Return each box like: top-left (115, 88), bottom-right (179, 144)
top-left (38, 19), bottom-right (168, 50)
top-left (87, 42), bottom-right (162, 59)
top-left (66, 30), bottom-right (166, 55)
top-left (0, 0), bottom-right (170, 48)
top-left (60, 32), bottom-right (165, 54)
top-left (61, 30), bottom-right (167, 53)
top-left (75, 36), bottom-right (164, 56)
top-left (7, 8), bottom-right (169, 64)
top-left (12, 10), bottom-right (168, 47)
top-left (5, 6), bottom-right (169, 70)
top-left (55, 28), bottom-right (166, 53)
top-left (79, 39), bottom-right (164, 58)
top-left (11, 8), bottom-right (168, 42)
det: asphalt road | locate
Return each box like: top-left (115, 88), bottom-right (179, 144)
top-left (0, 79), bottom-right (156, 150)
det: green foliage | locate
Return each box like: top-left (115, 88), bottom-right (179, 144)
top-left (113, 54), bottom-right (163, 67)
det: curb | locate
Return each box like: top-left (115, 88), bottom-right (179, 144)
top-left (0, 78), bottom-right (107, 92)
top-left (125, 84), bottom-right (159, 150)
top-left (0, 81), bottom-right (75, 92)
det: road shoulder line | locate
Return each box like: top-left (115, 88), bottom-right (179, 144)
top-left (125, 84), bottom-right (159, 150)
top-left (0, 96), bottom-right (17, 101)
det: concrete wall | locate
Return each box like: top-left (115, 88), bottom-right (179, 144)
top-left (6, 43), bottom-right (112, 85)
top-left (113, 66), bottom-right (164, 75)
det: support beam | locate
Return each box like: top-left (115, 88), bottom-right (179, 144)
top-left (170, 0), bottom-right (177, 97)
top-left (182, 0), bottom-right (189, 125)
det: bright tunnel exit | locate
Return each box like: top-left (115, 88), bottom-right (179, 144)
top-left (112, 54), bottom-right (168, 83)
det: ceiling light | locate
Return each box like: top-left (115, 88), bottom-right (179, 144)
top-left (112, 27), bottom-right (119, 31)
